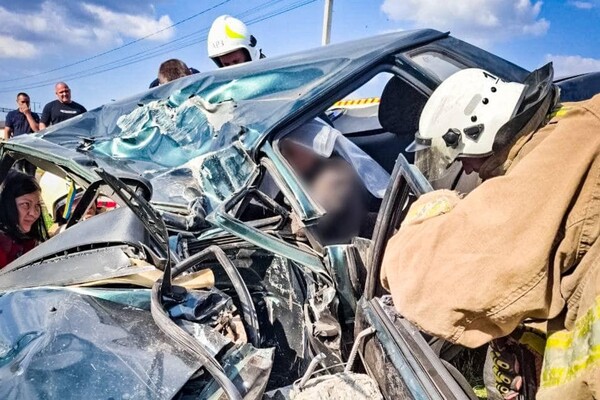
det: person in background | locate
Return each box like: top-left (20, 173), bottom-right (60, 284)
top-left (4, 92), bottom-right (39, 140)
top-left (0, 170), bottom-right (48, 268)
top-left (158, 59), bottom-right (192, 85)
top-left (3, 92), bottom-right (40, 175)
top-left (39, 82), bottom-right (86, 129)
top-left (149, 59), bottom-right (199, 89)
top-left (207, 15), bottom-right (264, 67)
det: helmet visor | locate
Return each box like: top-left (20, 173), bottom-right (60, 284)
top-left (414, 137), bottom-right (461, 182)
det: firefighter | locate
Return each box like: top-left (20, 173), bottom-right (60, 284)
top-left (207, 15), bottom-right (264, 68)
top-left (381, 64), bottom-right (600, 400)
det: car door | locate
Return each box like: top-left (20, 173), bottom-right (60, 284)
top-left (354, 154), bottom-right (477, 400)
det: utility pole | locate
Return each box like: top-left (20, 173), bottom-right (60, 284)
top-left (321, 0), bottom-right (333, 45)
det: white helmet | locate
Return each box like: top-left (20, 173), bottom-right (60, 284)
top-left (207, 15), bottom-right (260, 67)
top-left (417, 68), bottom-right (526, 162)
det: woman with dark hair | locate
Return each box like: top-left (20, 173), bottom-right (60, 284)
top-left (0, 170), bottom-right (48, 268)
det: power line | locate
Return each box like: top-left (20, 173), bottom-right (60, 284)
top-left (79, 0), bottom-right (290, 72)
top-left (0, 0), bottom-right (318, 94)
top-left (0, 0), bottom-right (289, 91)
top-left (0, 0), bottom-right (233, 84)
top-left (246, 0), bottom-right (318, 24)
top-left (3, 0), bottom-right (292, 88)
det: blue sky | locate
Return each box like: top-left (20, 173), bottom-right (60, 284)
top-left (0, 0), bottom-right (599, 116)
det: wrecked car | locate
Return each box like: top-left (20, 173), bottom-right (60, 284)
top-left (0, 29), bottom-right (597, 399)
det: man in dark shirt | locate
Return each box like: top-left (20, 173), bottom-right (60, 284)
top-left (4, 92), bottom-right (39, 140)
top-left (39, 82), bottom-right (86, 129)
top-left (4, 92), bottom-right (40, 175)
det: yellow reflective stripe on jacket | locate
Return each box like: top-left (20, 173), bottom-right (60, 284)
top-left (520, 330), bottom-right (546, 356)
top-left (549, 105), bottom-right (570, 120)
top-left (540, 295), bottom-right (600, 387)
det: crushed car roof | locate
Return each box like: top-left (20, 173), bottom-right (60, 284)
top-left (6, 29), bottom-right (448, 207)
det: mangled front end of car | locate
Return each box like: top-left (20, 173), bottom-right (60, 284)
top-left (0, 32), bottom-right (460, 398)
top-left (0, 97), bottom-right (351, 400)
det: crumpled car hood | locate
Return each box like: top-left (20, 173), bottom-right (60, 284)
top-left (0, 287), bottom-right (202, 399)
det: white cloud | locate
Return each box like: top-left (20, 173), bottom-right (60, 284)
top-left (0, 35), bottom-right (37, 59)
top-left (0, 1), bottom-right (174, 59)
top-left (82, 3), bottom-right (174, 42)
top-left (545, 54), bottom-right (600, 77)
top-left (571, 1), bottom-right (594, 9)
top-left (380, 0), bottom-right (549, 46)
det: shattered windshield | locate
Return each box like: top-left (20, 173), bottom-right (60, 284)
top-left (68, 60), bottom-right (347, 207)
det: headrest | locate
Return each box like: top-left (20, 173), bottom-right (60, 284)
top-left (378, 76), bottom-right (428, 136)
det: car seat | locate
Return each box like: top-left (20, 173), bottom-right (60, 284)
top-left (377, 76), bottom-right (429, 164)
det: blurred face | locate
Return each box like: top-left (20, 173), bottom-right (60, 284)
top-left (281, 141), bottom-right (319, 178)
top-left (458, 156), bottom-right (489, 175)
top-left (218, 49), bottom-right (250, 67)
top-left (16, 191), bottom-right (42, 234)
top-left (55, 83), bottom-right (72, 104)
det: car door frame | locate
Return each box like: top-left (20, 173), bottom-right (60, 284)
top-left (354, 154), bottom-right (475, 400)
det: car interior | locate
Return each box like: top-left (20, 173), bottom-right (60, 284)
top-left (317, 72), bottom-right (488, 398)
top-left (344, 74), bottom-right (428, 171)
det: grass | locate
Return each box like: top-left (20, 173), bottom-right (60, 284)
top-left (41, 205), bottom-right (55, 232)
top-left (449, 346), bottom-right (488, 399)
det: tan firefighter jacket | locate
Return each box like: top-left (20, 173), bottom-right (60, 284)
top-left (381, 94), bottom-right (600, 398)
